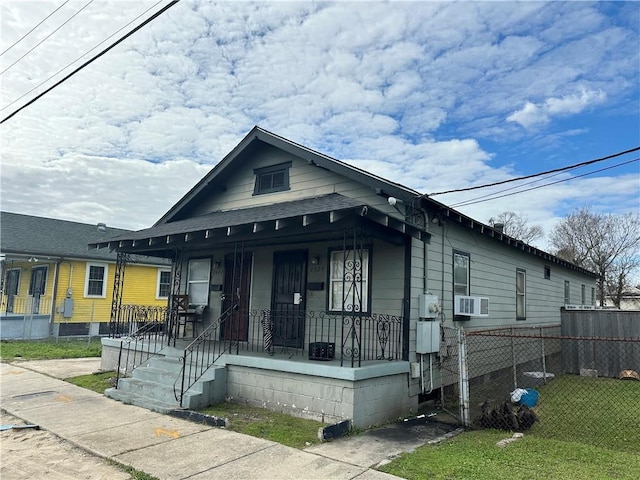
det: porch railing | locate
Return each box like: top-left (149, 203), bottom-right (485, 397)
top-left (229, 309), bottom-right (404, 367)
top-left (109, 304), bottom-right (168, 338)
top-left (174, 304), bottom-right (238, 407)
top-left (114, 319), bottom-right (166, 387)
top-left (0, 295), bottom-right (52, 316)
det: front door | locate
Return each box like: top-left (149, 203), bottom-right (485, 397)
top-left (5, 269), bottom-right (20, 313)
top-left (271, 251), bottom-right (307, 348)
top-left (29, 266), bottom-right (47, 314)
top-left (222, 252), bottom-right (252, 341)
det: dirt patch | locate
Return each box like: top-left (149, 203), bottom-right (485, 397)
top-left (0, 411), bottom-right (131, 480)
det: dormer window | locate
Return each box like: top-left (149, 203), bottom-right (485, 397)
top-left (254, 162), bottom-right (291, 195)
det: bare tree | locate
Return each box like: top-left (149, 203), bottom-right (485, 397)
top-left (550, 207), bottom-right (640, 307)
top-left (487, 211), bottom-right (543, 244)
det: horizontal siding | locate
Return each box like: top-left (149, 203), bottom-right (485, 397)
top-left (423, 223), bottom-right (597, 330)
top-left (6, 260), bottom-right (170, 324)
top-left (188, 145), bottom-right (400, 218)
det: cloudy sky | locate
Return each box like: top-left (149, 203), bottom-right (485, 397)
top-left (1, 0), bottom-right (639, 250)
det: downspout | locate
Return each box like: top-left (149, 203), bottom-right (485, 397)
top-left (49, 260), bottom-right (61, 337)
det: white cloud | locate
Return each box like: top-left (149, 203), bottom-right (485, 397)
top-left (507, 88), bottom-right (607, 129)
top-left (0, 0), bottom-right (637, 238)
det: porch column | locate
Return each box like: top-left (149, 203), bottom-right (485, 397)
top-left (108, 252), bottom-right (128, 337)
top-left (168, 247), bottom-right (184, 345)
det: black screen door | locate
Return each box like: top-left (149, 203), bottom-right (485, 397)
top-left (271, 251), bottom-right (307, 348)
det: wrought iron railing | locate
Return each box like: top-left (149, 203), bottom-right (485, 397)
top-left (228, 309), bottom-right (404, 367)
top-left (109, 304), bottom-right (168, 338)
top-left (174, 304), bottom-right (238, 407)
top-left (114, 319), bottom-right (166, 387)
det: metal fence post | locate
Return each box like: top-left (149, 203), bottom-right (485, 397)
top-left (458, 327), bottom-right (471, 427)
top-left (540, 326), bottom-right (548, 384)
top-left (511, 326), bottom-right (517, 390)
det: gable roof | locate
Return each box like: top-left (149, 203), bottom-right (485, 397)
top-left (92, 126), bottom-right (595, 278)
top-left (156, 126), bottom-right (419, 225)
top-left (0, 211), bottom-right (167, 264)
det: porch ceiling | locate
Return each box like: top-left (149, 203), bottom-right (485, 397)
top-left (89, 194), bottom-right (430, 256)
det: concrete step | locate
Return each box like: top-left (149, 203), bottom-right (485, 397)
top-left (104, 387), bottom-right (181, 414)
top-left (118, 377), bottom-right (202, 405)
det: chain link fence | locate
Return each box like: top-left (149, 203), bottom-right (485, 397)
top-left (438, 324), bottom-right (640, 453)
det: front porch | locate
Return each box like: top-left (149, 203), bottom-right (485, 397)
top-left (102, 333), bottom-right (412, 428)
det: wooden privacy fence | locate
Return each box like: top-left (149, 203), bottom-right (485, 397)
top-left (561, 308), bottom-right (640, 378)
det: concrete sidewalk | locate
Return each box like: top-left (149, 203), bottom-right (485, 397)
top-left (1, 360), bottom-right (401, 480)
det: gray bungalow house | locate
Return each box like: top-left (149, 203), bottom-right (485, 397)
top-left (93, 126), bottom-right (597, 428)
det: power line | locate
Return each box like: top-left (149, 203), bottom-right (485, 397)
top-left (451, 157), bottom-right (640, 208)
top-left (1, 0), bottom-right (181, 125)
top-left (1, 0), bottom-right (164, 113)
top-left (428, 146), bottom-right (640, 197)
top-left (1, 0), bottom-right (70, 57)
top-left (449, 155), bottom-right (599, 207)
top-left (1, 0), bottom-right (95, 76)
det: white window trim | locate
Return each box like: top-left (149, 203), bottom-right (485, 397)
top-left (187, 258), bottom-right (210, 306)
top-left (84, 262), bottom-right (108, 298)
top-left (156, 268), bottom-right (172, 299)
top-left (516, 269), bottom-right (526, 320)
top-left (453, 251), bottom-right (470, 296)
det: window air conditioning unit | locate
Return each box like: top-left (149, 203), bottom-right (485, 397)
top-left (454, 295), bottom-right (489, 317)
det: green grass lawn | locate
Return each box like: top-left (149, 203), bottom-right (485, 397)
top-left (199, 402), bottom-right (325, 449)
top-left (381, 374), bottom-right (640, 479)
top-left (379, 429), bottom-right (640, 480)
top-left (533, 374), bottom-right (640, 452)
top-left (66, 371), bottom-right (115, 392)
top-left (0, 339), bottom-right (102, 360)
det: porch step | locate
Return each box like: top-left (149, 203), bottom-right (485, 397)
top-left (104, 386), bottom-right (180, 414)
top-left (105, 348), bottom-right (227, 412)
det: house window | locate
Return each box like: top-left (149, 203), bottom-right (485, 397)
top-left (253, 162), bottom-right (291, 195)
top-left (3, 268), bottom-right (20, 313)
top-left (591, 287), bottom-right (596, 306)
top-left (85, 263), bottom-right (107, 297)
top-left (329, 249), bottom-right (370, 313)
top-left (4, 268), bottom-right (20, 296)
top-left (581, 284), bottom-right (586, 305)
top-left (516, 269), bottom-right (526, 320)
top-left (564, 280), bottom-right (570, 305)
top-left (544, 266), bottom-right (551, 279)
top-left (29, 266), bottom-right (48, 296)
top-left (157, 269), bottom-right (171, 299)
top-left (187, 258), bottom-right (210, 305)
top-left (453, 251), bottom-right (470, 296)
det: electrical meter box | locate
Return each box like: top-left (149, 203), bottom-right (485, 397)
top-left (418, 293), bottom-right (439, 318)
top-left (416, 320), bottom-right (440, 354)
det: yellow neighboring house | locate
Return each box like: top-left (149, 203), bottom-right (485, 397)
top-left (0, 211), bottom-right (171, 339)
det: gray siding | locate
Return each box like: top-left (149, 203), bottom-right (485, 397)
top-left (189, 144), bottom-right (396, 217)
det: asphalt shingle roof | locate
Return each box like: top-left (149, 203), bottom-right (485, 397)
top-left (1, 211), bottom-right (135, 262)
top-left (103, 194), bottom-right (366, 243)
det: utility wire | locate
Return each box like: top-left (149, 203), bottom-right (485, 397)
top-left (428, 146), bottom-right (640, 196)
top-left (451, 157), bottom-right (640, 208)
top-left (449, 155), bottom-right (598, 207)
top-left (1, 0), bottom-right (70, 57)
top-left (1, 0), bottom-right (164, 113)
top-left (1, 0), bottom-right (94, 76)
top-left (1, 0), bottom-right (181, 125)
